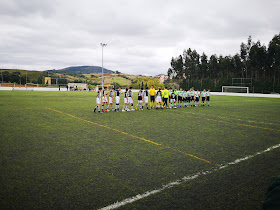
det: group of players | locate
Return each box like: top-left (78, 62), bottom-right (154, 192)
top-left (93, 85), bottom-right (211, 113)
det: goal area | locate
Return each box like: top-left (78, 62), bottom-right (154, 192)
top-left (222, 86), bottom-right (249, 93)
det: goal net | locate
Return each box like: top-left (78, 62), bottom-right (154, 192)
top-left (222, 86), bottom-right (249, 93)
top-left (95, 85), bottom-right (114, 91)
top-left (25, 83), bottom-right (39, 87)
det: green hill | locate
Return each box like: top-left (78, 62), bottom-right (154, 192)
top-left (47, 66), bottom-right (114, 74)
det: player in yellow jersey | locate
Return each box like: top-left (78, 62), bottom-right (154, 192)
top-left (162, 87), bottom-right (169, 108)
top-left (149, 85), bottom-right (156, 109)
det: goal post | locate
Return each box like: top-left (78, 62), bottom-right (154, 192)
top-left (222, 86), bottom-right (249, 93)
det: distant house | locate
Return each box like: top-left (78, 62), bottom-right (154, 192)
top-left (157, 74), bottom-right (169, 83)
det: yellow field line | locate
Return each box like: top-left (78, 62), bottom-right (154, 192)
top-left (47, 107), bottom-right (219, 166)
top-left (174, 110), bottom-right (280, 132)
top-left (0, 108), bottom-right (33, 111)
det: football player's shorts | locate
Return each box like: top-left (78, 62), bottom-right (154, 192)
top-left (124, 98), bottom-right (128, 104)
top-left (206, 96), bottom-right (210, 101)
top-left (170, 99), bottom-right (175, 103)
top-left (138, 96), bottom-right (142, 100)
top-left (178, 96), bottom-right (182, 101)
top-left (150, 96), bottom-right (155, 102)
top-left (96, 98), bottom-right (101, 104)
top-left (202, 97), bottom-right (205, 102)
top-left (187, 97), bottom-right (191, 102)
top-left (128, 97), bottom-right (133, 104)
top-left (138, 100), bottom-right (143, 104)
top-left (195, 97), bottom-right (199, 102)
top-left (144, 96), bottom-right (149, 103)
top-left (115, 96), bottom-right (120, 104)
top-left (156, 96), bottom-right (162, 103)
top-left (102, 97), bottom-right (108, 103)
top-left (109, 97), bottom-right (113, 104)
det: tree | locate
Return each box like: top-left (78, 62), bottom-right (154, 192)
top-left (167, 33), bottom-right (280, 93)
top-left (249, 41), bottom-right (267, 79)
top-left (267, 33), bottom-right (280, 81)
top-left (200, 52), bottom-right (208, 79)
top-left (240, 35), bottom-right (252, 78)
top-left (10, 72), bottom-right (21, 84)
top-left (2, 71), bottom-right (11, 82)
top-left (209, 54), bottom-right (218, 80)
top-left (232, 54), bottom-right (243, 78)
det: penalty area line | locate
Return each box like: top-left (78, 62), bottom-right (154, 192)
top-left (100, 143), bottom-right (280, 210)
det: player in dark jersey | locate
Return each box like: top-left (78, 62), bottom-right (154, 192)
top-left (143, 87), bottom-right (149, 110)
top-left (122, 88), bottom-right (129, 112)
top-left (170, 90), bottom-right (176, 108)
top-left (114, 88), bottom-right (122, 112)
top-left (128, 87), bottom-right (134, 111)
top-left (136, 88), bottom-right (144, 110)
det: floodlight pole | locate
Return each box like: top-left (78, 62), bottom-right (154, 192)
top-left (100, 43), bottom-right (107, 90)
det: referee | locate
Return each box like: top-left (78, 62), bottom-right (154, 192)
top-left (149, 85), bottom-right (155, 109)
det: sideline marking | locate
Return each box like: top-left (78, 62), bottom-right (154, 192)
top-left (100, 143), bottom-right (280, 210)
top-left (174, 109), bottom-right (280, 132)
top-left (47, 108), bottom-right (218, 166)
top-left (0, 108), bottom-right (33, 111)
top-left (181, 110), bottom-right (279, 126)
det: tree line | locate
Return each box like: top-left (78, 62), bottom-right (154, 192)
top-left (167, 34), bottom-right (280, 93)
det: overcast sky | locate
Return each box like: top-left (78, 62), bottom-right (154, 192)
top-left (0, 0), bottom-right (279, 75)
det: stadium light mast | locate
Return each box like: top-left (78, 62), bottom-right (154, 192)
top-left (100, 43), bottom-right (107, 90)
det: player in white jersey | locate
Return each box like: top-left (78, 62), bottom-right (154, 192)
top-left (168, 87), bottom-right (173, 103)
top-left (190, 87), bottom-right (195, 106)
top-left (186, 89), bottom-right (191, 107)
top-left (114, 88), bottom-right (122, 112)
top-left (122, 88), bottom-right (129, 112)
top-left (194, 90), bottom-right (200, 107)
top-left (177, 88), bottom-right (183, 107)
top-left (156, 87), bottom-right (162, 108)
top-left (93, 87), bottom-right (102, 113)
top-left (143, 87), bottom-right (149, 110)
top-left (182, 90), bottom-right (187, 107)
top-left (206, 89), bottom-right (211, 106)
top-left (109, 88), bottom-right (115, 111)
top-left (136, 88), bottom-right (144, 110)
top-left (201, 89), bottom-right (207, 106)
top-left (128, 87), bottom-right (135, 111)
top-left (102, 87), bottom-right (109, 112)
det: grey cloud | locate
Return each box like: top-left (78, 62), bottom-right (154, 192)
top-left (0, 0), bottom-right (279, 75)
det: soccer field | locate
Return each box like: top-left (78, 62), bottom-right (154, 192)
top-left (1, 91), bottom-right (280, 209)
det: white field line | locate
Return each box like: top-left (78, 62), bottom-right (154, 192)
top-left (180, 110), bottom-right (278, 126)
top-left (100, 143), bottom-right (280, 210)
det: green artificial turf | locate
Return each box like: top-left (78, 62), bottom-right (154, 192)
top-left (0, 91), bottom-right (280, 209)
